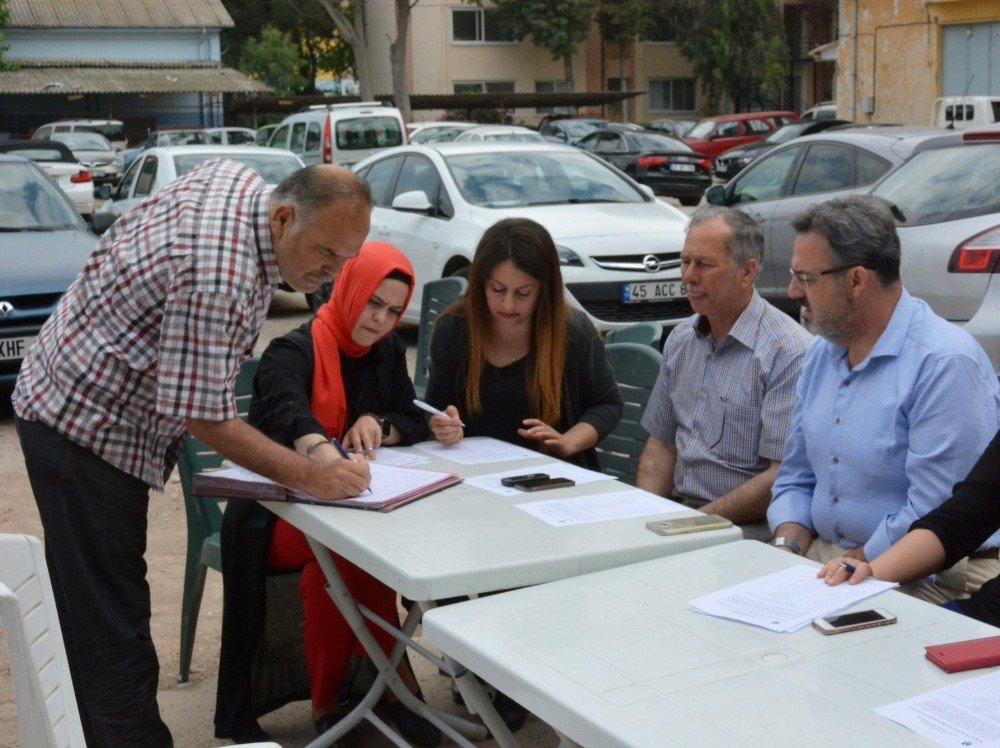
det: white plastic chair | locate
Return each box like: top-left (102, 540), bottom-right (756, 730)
top-left (0, 534), bottom-right (281, 748)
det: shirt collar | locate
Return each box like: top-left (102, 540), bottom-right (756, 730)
top-left (694, 290), bottom-right (763, 350)
top-left (253, 189), bottom-right (282, 287)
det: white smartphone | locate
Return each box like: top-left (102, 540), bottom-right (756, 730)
top-left (812, 608), bottom-right (897, 635)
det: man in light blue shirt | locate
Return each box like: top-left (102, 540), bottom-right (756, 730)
top-left (767, 195), bottom-right (1000, 603)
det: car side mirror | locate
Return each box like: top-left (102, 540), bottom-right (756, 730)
top-left (94, 185), bottom-right (111, 201)
top-left (90, 212), bottom-right (116, 235)
top-left (705, 185), bottom-right (728, 206)
top-left (391, 190), bottom-right (434, 214)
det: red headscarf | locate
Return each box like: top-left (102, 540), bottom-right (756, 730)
top-left (310, 242), bottom-right (415, 439)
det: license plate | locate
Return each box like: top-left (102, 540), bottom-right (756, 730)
top-left (622, 281), bottom-right (686, 303)
top-left (0, 335), bottom-right (34, 362)
top-left (669, 163), bottom-right (696, 172)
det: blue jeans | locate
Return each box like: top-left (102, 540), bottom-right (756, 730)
top-left (16, 417), bottom-right (172, 748)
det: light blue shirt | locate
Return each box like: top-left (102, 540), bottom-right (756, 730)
top-left (768, 290), bottom-right (1000, 560)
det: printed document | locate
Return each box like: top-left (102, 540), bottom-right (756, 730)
top-left (466, 461), bottom-right (614, 497)
top-left (413, 437), bottom-right (538, 465)
top-left (690, 565), bottom-right (897, 632)
top-left (516, 488), bottom-right (686, 527)
top-left (874, 669), bottom-right (1000, 746)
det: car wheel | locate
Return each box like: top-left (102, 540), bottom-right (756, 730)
top-left (306, 281), bottom-right (333, 312)
top-left (679, 196), bottom-right (701, 207)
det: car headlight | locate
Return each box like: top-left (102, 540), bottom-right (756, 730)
top-left (556, 246), bottom-right (584, 267)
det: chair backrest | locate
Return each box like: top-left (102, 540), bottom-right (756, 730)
top-left (413, 276), bottom-right (467, 397)
top-left (595, 342), bottom-right (663, 484)
top-left (0, 534), bottom-right (86, 748)
top-left (177, 357), bottom-right (261, 550)
top-left (604, 321), bottom-right (663, 349)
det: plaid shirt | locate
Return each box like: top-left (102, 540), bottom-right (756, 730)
top-left (641, 292), bottom-right (812, 502)
top-left (13, 158), bottom-right (282, 490)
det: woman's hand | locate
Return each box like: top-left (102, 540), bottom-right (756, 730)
top-left (429, 405), bottom-right (463, 446)
top-left (817, 557), bottom-right (874, 586)
top-left (517, 418), bottom-right (574, 458)
top-left (342, 415), bottom-right (383, 458)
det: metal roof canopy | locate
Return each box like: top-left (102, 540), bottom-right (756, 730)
top-left (227, 90), bottom-right (646, 116)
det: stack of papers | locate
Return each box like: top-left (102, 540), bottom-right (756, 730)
top-left (690, 565), bottom-right (897, 632)
top-left (193, 462), bottom-right (461, 512)
top-left (412, 437), bottom-right (538, 465)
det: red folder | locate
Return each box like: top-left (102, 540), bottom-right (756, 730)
top-left (924, 634), bottom-right (1000, 673)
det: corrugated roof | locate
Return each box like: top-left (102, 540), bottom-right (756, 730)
top-left (0, 60), bottom-right (270, 94)
top-left (7, 0), bottom-right (234, 28)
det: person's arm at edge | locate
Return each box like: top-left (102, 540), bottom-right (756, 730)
top-left (819, 528), bottom-right (947, 586)
top-left (771, 521), bottom-right (815, 555)
top-left (701, 460), bottom-right (779, 524)
top-left (635, 438), bottom-right (677, 498)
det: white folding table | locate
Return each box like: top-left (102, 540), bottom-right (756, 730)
top-left (422, 539), bottom-right (1000, 747)
top-left (263, 441), bottom-right (742, 747)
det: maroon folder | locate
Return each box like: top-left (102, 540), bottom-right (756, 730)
top-left (924, 634), bottom-right (1000, 673)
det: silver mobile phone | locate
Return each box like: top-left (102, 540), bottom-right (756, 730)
top-left (812, 608), bottom-right (897, 635)
top-left (645, 514), bottom-right (733, 535)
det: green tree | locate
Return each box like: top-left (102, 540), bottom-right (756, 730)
top-left (238, 25), bottom-right (308, 96)
top-left (0, 0), bottom-right (17, 72)
top-left (485, 0), bottom-right (599, 88)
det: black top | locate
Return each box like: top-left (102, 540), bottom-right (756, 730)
top-left (424, 309), bottom-right (623, 469)
top-left (910, 428), bottom-right (1000, 626)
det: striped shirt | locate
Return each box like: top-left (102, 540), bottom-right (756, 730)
top-left (641, 292), bottom-right (812, 502)
top-left (13, 158), bottom-right (281, 490)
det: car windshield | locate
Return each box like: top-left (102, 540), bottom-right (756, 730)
top-left (445, 150), bottom-right (645, 208)
top-left (872, 143), bottom-right (1000, 226)
top-left (629, 133), bottom-right (692, 152)
top-left (686, 120), bottom-right (718, 139)
top-left (563, 120), bottom-right (603, 137)
top-left (767, 124), bottom-right (809, 144)
top-left (53, 132), bottom-right (113, 151)
top-left (172, 153), bottom-right (302, 185)
top-left (78, 124), bottom-right (125, 142)
top-left (483, 132), bottom-right (543, 142)
top-left (0, 162), bottom-right (82, 230)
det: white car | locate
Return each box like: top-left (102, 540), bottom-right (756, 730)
top-left (452, 125), bottom-right (545, 144)
top-left (0, 140), bottom-right (95, 216)
top-left (109, 145), bottom-right (304, 216)
top-left (49, 131), bottom-right (124, 185)
top-left (206, 126), bottom-right (257, 145)
top-left (408, 121), bottom-right (476, 144)
top-left (351, 142), bottom-right (691, 331)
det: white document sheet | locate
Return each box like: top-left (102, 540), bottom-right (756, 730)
top-left (515, 488), bottom-right (685, 527)
top-left (874, 669), bottom-right (1000, 746)
top-left (412, 437), bottom-right (539, 465)
top-left (367, 447), bottom-right (431, 467)
top-left (690, 565), bottom-right (897, 632)
top-left (465, 461), bottom-right (614, 497)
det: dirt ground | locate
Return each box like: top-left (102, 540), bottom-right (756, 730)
top-left (0, 291), bottom-right (557, 748)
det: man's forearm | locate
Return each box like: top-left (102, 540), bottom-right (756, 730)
top-left (635, 439), bottom-right (677, 498)
top-left (701, 461), bottom-right (779, 524)
top-left (771, 521), bottom-right (815, 554)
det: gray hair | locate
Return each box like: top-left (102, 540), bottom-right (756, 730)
top-left (270, 165), bottom-right (372, 226)
top-left (791, 195), bottom-right (901, 284)
top-left (687, 205), bottom-right (764, 267)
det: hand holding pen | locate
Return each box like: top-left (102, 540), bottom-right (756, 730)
top-left (415, 399), bottom-right (465, 446)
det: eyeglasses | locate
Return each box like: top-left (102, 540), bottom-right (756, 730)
top-left (788, 264), bottom-right (863, 287)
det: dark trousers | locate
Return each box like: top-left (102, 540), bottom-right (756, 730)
top-left (16, 417), bottom-right (173, 748)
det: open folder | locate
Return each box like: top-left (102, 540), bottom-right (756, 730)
top-left (193, 463), bottom-right (461, 512)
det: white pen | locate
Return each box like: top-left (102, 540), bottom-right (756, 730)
top-left (413, 398), bottom-right (466, 427)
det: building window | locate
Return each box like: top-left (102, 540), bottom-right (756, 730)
top-left (453, 81), bottom-right (516, 95)
top-left (648, 78), bottom-right (696, 112)
top-left (535, 80), bottom-right (572, 115)
top-left (452, 8), bottom-right (515, 43)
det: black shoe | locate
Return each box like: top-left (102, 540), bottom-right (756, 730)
top-left (491, 691), bottom-right (528, 734)
top-left (315, 713), bottom-right (360, 748)
top-left (388, 701), bottom-right (442, 748)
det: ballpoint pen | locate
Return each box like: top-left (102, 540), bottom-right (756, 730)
top-left (838, 560), bottom-right (857, 575)
top-left (413, 398), bottom-right (466, 427)
top-left (330, 437), bottom-right (352, 459)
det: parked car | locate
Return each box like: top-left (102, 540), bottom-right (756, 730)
top-left (683, 110), bottom-right (799, 163)
top-left (647, 118), bottom-right (699, 138)
top-left (0, 155), bottom-right (103, 385)
top-left (452, 125), bottom-right (545, 143)
top-left (108, 146), bottom-right (304, 217)
top-left (269, 101), bottom-right (406, 168)
top-left (32, 118), bottom-right (127, 151)
top-left (254, 124), bottom-right (280, 146)
top-left (575, 129), bottom-right (711, 206)
top-left (869, 126), bottom-right (1000, 371)
top-left (350, 142), bottom-right (692, 331)
top-left (713, 119), bottom-right (852, 180)
top-left (408, 121), bottom-right (476, 144)
top-left (930, 96), bottom-right (1000, 130)
top-left (538, 117), bottom-right (608, 145)
top-left (206, 126), bottom-right (257, 145)
top-left (705, 126), bottom-right (954, 316)
top-left (0, 140), bottom-right (95, 217)
top-left (602, 122), bottom-right (645, 133)
top-left (801, 101), bottom-right (839, 121)
top-left (120, 128), bottom-right (210, 170)
top-left (48, 132), bottom-right (123, 185)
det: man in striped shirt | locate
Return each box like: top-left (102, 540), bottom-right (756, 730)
top-left (12, 159), bottom-right (372, 746)
top-left (638, 206), bottom-right (811, 537)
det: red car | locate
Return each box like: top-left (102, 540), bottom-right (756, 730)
top-left (683, 110), bottom-right (799, 163)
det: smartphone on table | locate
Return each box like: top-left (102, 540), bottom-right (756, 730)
top-left (511, 476), bottom-right (576, 492)
top-left (501, 473), bottom-right (549, 487)
top-left (812, 608), bottom-right (897, 635)
top-left (645, 514), bottom-right (734, 535)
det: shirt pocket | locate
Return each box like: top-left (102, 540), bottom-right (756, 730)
top-left (706, 401), bottom-right (762, 470)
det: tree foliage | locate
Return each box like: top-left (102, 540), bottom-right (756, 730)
top-left (238, 25), bottom-right (308, 96)
top-left (0, 0), bottom-right (18, 72)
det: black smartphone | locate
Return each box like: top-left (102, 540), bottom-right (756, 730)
top-left (512, 476), bottom-right (576, 492)
top-left (501, 472), bottom-right (549, 487)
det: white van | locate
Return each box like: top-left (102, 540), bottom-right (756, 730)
top-left (32, 119), bottom-right (127, 151)
top-left (930, 96), bottom-right (1000, 130)
top-left (269, 102), bottom-right (406, 168)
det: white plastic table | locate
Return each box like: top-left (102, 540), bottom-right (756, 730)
top-left (423, 540), bottom-right (1000, 748)
top-left (263, 441), bottom-right (742, 747)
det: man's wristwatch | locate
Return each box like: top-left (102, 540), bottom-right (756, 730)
top-left (770, 536), bottom-right (802, 555)
top-left (364, 413), bottom-right (391, 438)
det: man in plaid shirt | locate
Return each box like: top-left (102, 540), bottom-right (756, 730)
top-left (13, 158), bottom-right (372, 746)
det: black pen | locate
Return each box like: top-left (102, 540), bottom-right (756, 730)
top-left (839, 560), bottom-right (857, 575)
top-left (330, 437), bottom-right (352, 460)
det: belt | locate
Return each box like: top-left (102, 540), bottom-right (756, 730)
top-left (970, 547), bottom-right (1000, 560)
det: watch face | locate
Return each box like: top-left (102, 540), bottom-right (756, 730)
top-left (380, 417), bottom-right (391, 438)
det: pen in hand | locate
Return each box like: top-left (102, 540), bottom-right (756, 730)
top-left (839, 560), bottom-right (857, 575)
top-left (413, 398), bottom-right (466, 427)
top-left (330, 437), bottom-right (354, 460)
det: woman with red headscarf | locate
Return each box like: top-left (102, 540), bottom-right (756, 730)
top-left (215, 243), bottom-right (437, 747)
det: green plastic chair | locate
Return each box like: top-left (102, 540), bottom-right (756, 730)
top-left (604, 321), bottom-right (663, 349)
top-left (413, 276), bottom-right (467, 398)
top-left (176, 356), bottom-right (259, 683)
top-left (595, 342), bottom-right (663, 485)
